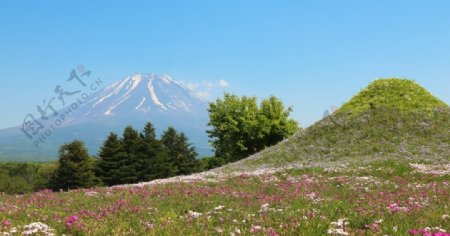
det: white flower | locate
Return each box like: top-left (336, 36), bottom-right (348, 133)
top-left (259, 203), bottom-right (269, 213)
top-left (188, 210), bottom-right (203, 219)
top-left (84, 191), bottom-right (98, 197)
top-left (250, 225), bottom-right (262, 233)
top-left (375, 219), bottom-right (383, 224)
top-left (327, 228), bottom-right (349, 235)
top-left (442, 214), bottom-right (449, 220)
top-left (330, 218), bottom-right (348, 227)
top-left (21, 222), bottom-right (55, 236)
top-left (215, 205), bottom-right (225, 211)
top-left (424, 227), bottom-right (446, 233)
top-left (328, 218), bottom-right (349, 235)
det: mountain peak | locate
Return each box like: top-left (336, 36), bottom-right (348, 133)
top-left (67, 73), bottom-right (209, 122)
top-left (128, 73), bottom-right (176, 84)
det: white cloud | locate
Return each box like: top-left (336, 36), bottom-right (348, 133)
top-left (181, 79), bottom-right (230, 99)
top-left (186, 82), bottom-right (199, 91)
top-left (218, 79), bottom-right (229, 88)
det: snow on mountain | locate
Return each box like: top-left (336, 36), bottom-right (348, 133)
top-left (70, 74), bottom-right (208, 124)
top-left (0, 74), bottom-right (213, 161)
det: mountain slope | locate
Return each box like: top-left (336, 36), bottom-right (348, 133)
top-left (0, 74), bottom-right (212, 161)
top-left (223, 78), bottom-right (450, 172)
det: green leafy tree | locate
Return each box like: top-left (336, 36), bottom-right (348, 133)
top-left (161, 127), bottom-right (198, 175)
top-left (208, 93), bottom-right (299, 162)
top-left (50, 140), bottom-right (96, 190)
top-left (258, 96), bottom-right (299, 148)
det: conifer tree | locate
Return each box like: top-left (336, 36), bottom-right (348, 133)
top-left (161, 127), bottom-right (198, 175)
top-left (139, 123), bottom-right (176, 180)
top-left (96, 133), bottom-right (124, 186)
top-left (50, 140), bottom-right (96, 190)
top-left (118, 126), bottom-right (141, 184)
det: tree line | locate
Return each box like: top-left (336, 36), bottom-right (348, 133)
top-left (0, 94), bottom-right (299, 192)
top-left (49, 123), bottom-right (199, 190)
top-left (0, 162), bottom-right (57, 193)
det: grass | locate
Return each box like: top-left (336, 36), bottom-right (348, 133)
top-left (0, 160), bottom-right (449, 235)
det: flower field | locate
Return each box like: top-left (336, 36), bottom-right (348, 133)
top-left (1, 160), bottom-right (449, 235)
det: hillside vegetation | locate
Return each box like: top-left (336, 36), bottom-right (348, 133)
top-left (228, 79), bottom-right (449, 172)
top-left (337, 78), bottom-right (447, 115)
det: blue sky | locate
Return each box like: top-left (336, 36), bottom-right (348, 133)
top-left (0, 1), bottom-right (449, 129)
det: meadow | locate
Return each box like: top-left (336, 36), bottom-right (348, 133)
top-left (1, 160), bottom-right (449, 235)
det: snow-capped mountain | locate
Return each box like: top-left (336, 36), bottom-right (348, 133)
top-left (68, 74), bottom-right (208, 124)
top-left (0, 74), bottom-right (212, 161)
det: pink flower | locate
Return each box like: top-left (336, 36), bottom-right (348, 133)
top-left (266, 227), bottom-right (280, 236)
top-left (434, 233), bottom-right (450, 236)
top-left (1, 220), bottom-right (11, 227)
top-left (388, 203), bottom-right (409, 213)
top-left (370, 223), bottom-right (380, 231)
top-left (65, 215), bottom-right (79, 228)
top-left (408, 229), bottom-right (450, 236)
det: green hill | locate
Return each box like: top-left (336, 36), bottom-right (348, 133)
top-left (227, 78), bottom-right (449, 171)
top-left (337, 78), bottom-right (447, 115)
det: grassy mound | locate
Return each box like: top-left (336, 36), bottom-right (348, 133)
top-left (337, 78), bottom-right (447, 115)
top-left (231, 79), bottom-right (449, 171)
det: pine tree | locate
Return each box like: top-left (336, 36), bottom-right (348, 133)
top-left (176, 133), bottom-right (199, 175)
top-left (50, 140), bottom-right (96, 190)
top-left (161, 127), bottom-right (198, 175)
top-left (96, 133), bottom-right (124, 186)
top-left (139, 123), bottom-right (176, 180)
top-left (118, 126), bottom-right (141, 184)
